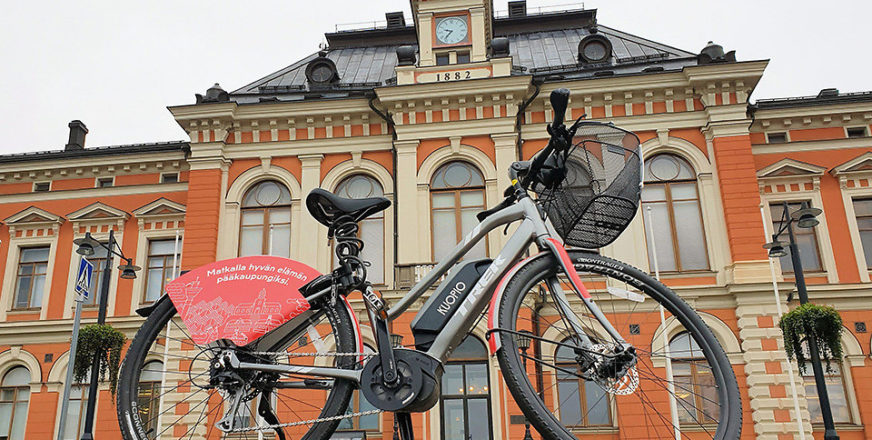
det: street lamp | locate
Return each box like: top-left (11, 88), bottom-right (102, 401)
top-left (73, 230), bottom-right (140, 440)
top-left (764, 201), bottom-right (838, 440)
top-left (516, 330), bottom-right (534, 440)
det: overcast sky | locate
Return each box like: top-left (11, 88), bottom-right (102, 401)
top-left (1, 0), bottom-right (869, 154)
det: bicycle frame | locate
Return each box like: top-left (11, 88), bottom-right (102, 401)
top-left (237, 191), bottom-right (628, 385)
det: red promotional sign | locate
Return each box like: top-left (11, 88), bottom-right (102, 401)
top-left (164, 256), bottom-right (320, 346)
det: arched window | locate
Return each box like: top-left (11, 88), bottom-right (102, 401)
top-left (431, 162), bottom-right (486, 261)
top-left (669, 332), bottom-right (717, 425)
top-left (0, 366), bottom-right (30, 439)
top-left (137, 361), bottom-right (164, 436)
top-left (441, 336), bottom-right (491, 440)
top-left (62, 368), bottom-right (91, 440)
top-left (239, 181), bottom-right (292, 257)
top-left (642, 154), bottom-right (708, 272)
top-left (335, 175), bottom-right (385, 284)
top-left (800, 343), bottom-right (851, 424)
top-left (555, 338), bottom-right (611, 427)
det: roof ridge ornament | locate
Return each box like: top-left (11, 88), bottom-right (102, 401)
top-left (697, 41), bottom-right (736, 65)
top-left (195, 83), bottom-right (230, 104)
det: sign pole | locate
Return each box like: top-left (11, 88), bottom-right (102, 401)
top-left (58, 254), bottom-right (93, 440)
top-left (57, 297), bottom-right (84, 440)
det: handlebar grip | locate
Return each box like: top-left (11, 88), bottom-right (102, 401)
top-left (550, 88), bottom-right (570, 129)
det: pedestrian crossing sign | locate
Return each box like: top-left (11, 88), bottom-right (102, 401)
top-left (75, 257), bottom-right (94, 299)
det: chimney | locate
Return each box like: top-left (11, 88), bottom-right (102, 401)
top-left (508, 0), bottom-right (527, 17)
top-left (65, 120), bottom-right (88, 151)
top-left (385, 12), bottom-right (406, 29)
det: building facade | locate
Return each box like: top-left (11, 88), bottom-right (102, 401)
top-left (0, 1), bottom-right (870, 439)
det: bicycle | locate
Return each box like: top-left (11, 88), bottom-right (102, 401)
top-left (116, 89), bottom-right (741, 440)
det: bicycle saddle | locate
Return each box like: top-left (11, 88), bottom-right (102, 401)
top-left (306, 188), bottom-right (390, 227)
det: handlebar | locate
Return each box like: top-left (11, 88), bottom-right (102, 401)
top-left (478, 89), bottom-right (573, 222)
top-left (521, 88), bottom-right (571, 189)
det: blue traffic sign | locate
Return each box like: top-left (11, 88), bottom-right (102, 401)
top-left (75, 257), bottom-right (94, 298)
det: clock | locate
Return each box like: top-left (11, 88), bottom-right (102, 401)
top-left (435, 16), bottom-right (469, 46)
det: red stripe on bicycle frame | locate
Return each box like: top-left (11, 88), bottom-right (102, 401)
top-left (340, 295), bottom-right (365, 362)
top-left (487, 253), bottom-right (540, 354)
top-left (545, 238), bottom-right (591, 299)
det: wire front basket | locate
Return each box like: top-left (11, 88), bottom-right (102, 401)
top-left (531, 121), bottom-right (642, 248)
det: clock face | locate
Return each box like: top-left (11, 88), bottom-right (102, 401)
top-left (435, 16), bottom-right (468, 45)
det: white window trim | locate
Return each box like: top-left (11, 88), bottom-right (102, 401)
top-left (62, 230), bottom-right (124, 319)
top-left (766, 131), bottom-right (790, 144)
top-left (844, 126), bottom-right (868, 139)
top-left (48, 353), bottom-right (101, 439)
top-left (838, 183), bottom-right (872, 282)
top-left (33, 181), bottom-right (51, 192)
top-left (160, 172), bottom-right (180, 184)
top-left (94, 176), bottom-right (115, 188)
top-left (1, 237), bottom-right (58, 320)
top-left (128, 229), bottom-right (183, 314)
top-left (760, 191), bottom-right (838, 284)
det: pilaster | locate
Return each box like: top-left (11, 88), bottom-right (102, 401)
top-left (734, 289), bottom-right (811, 439)
top-left (395, 140), bottom-right (421, 264)
top-left (182, 142), bottom-right (229, 270)
top-left (299, 154), bottom-right (325, 271)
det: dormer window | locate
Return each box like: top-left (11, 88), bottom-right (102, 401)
top-left (305, 54), bottom-right (339, 86)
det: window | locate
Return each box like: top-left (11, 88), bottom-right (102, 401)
top-left (0, 366), bottom-right (30, 439)
top-left (441, 336), bottom-right (491, 440)
top-left (802, 358), bottom-right (851, 424)
top-left (96, 178), bottom-right (113, 188)
top-left (14, 247), bottom-right (49, 309)
top-left (335, 175), bottom-right (385, 284)
top-left (338, 346), bottom-right (379, 432)
top-left (770, 202), bottom-right (822, 272)
top-left (83, 244), bottom-right (109, 306)
top-left (239, 181), bottom-right (292, 257)
top-left (161, 173), bottom-right (179, 184)
top-left (431, 161), bottom-right (486, 261)
top-left (641, 154), bottom-right (708, 272)
top-left (846, 127), bottom-right (867, 139)
top-left (137, 361), bottom-right (163, 435)
top-left (144, 239), bottom-right (181, 303)
top-left (767, 132), bottom-right (788, 143)
top-left (669, 332), bottom-right (718, 425)
top-left (33, 182), bottom-right (50, 192)
top-left (456, 52), bottom-right (470, 64)
top-left (853, 199), bottom-right (872, 268)
top-left (555, 338), bottom-right (611, 427)
top-left (436, 53), bottom-right (450, 66)
top-left (62, 381), bottom-right (90, 439)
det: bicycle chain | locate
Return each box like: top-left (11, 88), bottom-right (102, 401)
top-left (225, 350), bottom-right (384, 433)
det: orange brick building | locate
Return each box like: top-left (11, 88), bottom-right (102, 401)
top-left (0, 1), bottom-right (870, 439)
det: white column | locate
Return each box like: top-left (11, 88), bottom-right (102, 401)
top-left (492, 133), bottom-right (519, 248)
top-left (395, 140), bottom-right (420, 264)
top-left (299, 154), bottom-right (325, 270)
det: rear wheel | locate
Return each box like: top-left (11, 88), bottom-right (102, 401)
top-left (495, 251), bottom-right (741, 440)
top-left (116, 298), bottom-right (358, 440)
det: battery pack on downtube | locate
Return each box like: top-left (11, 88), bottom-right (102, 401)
top-left (410, 258), bottom-right (492, 351)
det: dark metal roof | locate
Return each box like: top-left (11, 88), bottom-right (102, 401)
top-left (230, 8), bottom-right (698, 103)
top-left (0, 141), bottom-right (189, 164)
top-left (753, 90), bottom-right (872, 110)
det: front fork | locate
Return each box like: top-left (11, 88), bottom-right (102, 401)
top-left (540, 238), bottom-right (633, 360)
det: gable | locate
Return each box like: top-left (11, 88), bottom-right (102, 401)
top-left (757, 158), bottom-right (827, 179)
top-left (831, 152), bottom-right (872, 175)
top-left (4, 206), bottom-right (65, 225)
top-left (67, 202), bottom-right (129, 222)
top-left (133, 198), bottom-right (186, 218)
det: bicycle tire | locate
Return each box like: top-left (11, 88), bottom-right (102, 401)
top-left (494, 251), bottom-right (741, 440)
top-left (116, 298), bottom-right (357, 440)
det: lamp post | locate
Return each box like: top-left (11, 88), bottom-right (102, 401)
top-left (390, 334), bottom-right (404, 440)
top-left (516, 330), bottom-right (534, 440)
top-left (73, 230), bottom-right (140, 440)
top-left (763, 201), bottom-right (838, 440)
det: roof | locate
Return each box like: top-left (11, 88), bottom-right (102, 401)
top-left (230, 8), bottom-right (698, 104)
top-left (753, 89), bottom-right (872, 110)
top-left (0, 141), bottom-right (189, 164)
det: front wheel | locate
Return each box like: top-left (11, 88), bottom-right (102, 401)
top-left (495, 251), bottom-right (741, 440)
